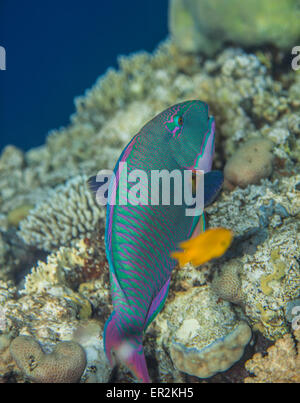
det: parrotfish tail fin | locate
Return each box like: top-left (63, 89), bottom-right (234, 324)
top-left (103, 312), bottom-right (151, 383)
top-left (204, 170), bottom-right (223, 207)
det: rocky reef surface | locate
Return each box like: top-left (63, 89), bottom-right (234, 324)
top-left (0, 34), bottom-right (299, 382)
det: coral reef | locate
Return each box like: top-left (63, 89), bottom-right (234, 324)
top-left (10, 335), bottom-right (86, 383)
top-left (224, 138), bottom-right (274, 188)
top-left (244, 329), bottom-right (300, 383)
top-left (169, 0), bottom-right (300, 55)
top-left (18, 175), bottom-right (105, 251)
top-left (0, 29), bottom-right (299, 382)
top-left (0, 234), bottom-right (112, 382)
top-left (207, 174), bottom-right (299, 340)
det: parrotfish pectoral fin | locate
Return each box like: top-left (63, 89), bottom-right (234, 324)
top-left (103, 311), bottom-right (151, 383)
top-left (144, 278), bottom-right (171, 331)
top-left (204, 170), bottom-right (223, 207)
top-left (171, 227), bottom-right (233, 268)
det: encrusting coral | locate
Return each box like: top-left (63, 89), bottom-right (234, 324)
top-left (18, 175), bottom-right (105, 251)
top-left (10, 335), bottom-right (86, 383)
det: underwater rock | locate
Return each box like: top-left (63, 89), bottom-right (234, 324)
top-left (71, 320), bottom-right (111, 383)
top-left (18, 175), bottom-right (105, 251)
top-left (155, 286), bottom-right (251, 379)
top-left (169, 0), bottom-right (300, 55)
top-left (10, 336), bottom-right (86, 383)
top-left (224, 138), bottom-right (274, 188)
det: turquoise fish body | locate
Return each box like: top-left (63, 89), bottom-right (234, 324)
top-left (89, 100), bottom-right (222, 382)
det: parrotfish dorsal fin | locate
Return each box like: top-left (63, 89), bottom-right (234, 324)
top-left (204, 170), bottom-right (223, 207)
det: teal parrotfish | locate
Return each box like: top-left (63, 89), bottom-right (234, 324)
top-left (88, 100), bottom-right (223, 382)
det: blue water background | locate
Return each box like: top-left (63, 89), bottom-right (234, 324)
top-left (0, 0), bottom-right (168, 152)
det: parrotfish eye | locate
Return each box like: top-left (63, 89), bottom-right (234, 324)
top-left (174, 116), bottom-right (183, 126)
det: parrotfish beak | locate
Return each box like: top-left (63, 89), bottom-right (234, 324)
top-left (191, 117), bottom-right (215, 173)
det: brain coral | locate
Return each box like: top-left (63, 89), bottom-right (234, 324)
top-left (212, 260), bottom-right (244, 305)
top-left (10, 336), bottom-right (86, 383)
top-left (18, 175), bottom-right (104, 251)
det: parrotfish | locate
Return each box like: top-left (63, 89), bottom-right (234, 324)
top-left (88, 100), bottom-right (223, 382)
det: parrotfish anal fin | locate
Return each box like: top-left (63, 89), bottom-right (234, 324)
top-left (127, 345), bottom-right (151, 383)
top-left (204, 170), bottom-right (223, 207)
top-left (144, 278), bottom-right (171, 331)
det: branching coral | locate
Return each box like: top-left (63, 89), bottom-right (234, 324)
top-left (18, 175), bottom-right (105, 251)
top-left (244, 329), bottom-right (300, 383)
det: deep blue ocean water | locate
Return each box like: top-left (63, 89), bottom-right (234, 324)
top-left (0, 0), bottom-right (168, 152)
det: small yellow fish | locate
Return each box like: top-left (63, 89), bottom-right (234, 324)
top-left (171, 228), bottom-right (233, 268)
